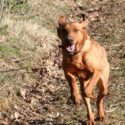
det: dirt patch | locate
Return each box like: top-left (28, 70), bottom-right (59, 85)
top-left (0, 0), bottom-right (125, 125)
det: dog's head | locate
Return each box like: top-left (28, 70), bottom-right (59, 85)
top-left (57, 14), bottom-right (88, 55)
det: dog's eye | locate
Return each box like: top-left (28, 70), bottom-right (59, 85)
top-left (73, 28), bottom-right (78, 32)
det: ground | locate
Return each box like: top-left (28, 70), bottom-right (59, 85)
top-left (0, 0), bottom-right (125, 125)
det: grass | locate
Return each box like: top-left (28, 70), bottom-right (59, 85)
top-left (1, 0), bottom-right (30, 13)
top-left (11, 2), bottom-right (30, 14)
top-left (0, 44), bottom-right (19, 56)
top-left (0, 0), bottom-right (124, 124)
top-left (59, 5), bottom-right (71, 14)
top-left (0, 25), bottom-right (9, 36)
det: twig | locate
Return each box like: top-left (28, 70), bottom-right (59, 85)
top-left (0, 83), bottom-right (8, 90)
top-left (106, 107), bottom-right (117, 113)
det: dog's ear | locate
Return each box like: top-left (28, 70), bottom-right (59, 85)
top-left (81, 14), bottom-right (87, 28)
top-left (57, 16), bottom-right (66, 38)
top-left (58, 16), bottom-right (66, 27)
top-left (81, 14), bottom-right (86, 21)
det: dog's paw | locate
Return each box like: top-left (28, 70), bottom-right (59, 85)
top-left (95, 115), bottom-right (105, 121)
top-left (74, 94), bottom-right (81, 105)
top-left (86, 120), bottom-right (95, 125)
top-left (90, 94), bottom-right (96, 100)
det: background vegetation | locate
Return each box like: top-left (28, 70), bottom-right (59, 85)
top-left (0, 0), bottom-right (125, 124)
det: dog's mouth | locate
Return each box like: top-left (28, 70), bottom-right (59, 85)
top-left (59, 43), bottom-right (77, 55)
top-left (66, 44), bottom-right (75, 53)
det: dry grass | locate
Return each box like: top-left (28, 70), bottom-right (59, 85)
top-left (0, 0), bottom-right (125, 124)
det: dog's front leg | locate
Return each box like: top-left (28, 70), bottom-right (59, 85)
top-left (65, 71), bottom-right (81, 105)
top-left (84, 70), bottom-right (102, 100)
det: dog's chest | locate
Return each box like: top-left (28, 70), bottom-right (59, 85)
top-left (66, 54), bottom-right (92, 79)
top-left (68, 54), bottom-right (85, 69)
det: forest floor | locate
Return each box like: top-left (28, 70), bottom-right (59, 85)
top-left (0, 0), bottom-right (125, 124)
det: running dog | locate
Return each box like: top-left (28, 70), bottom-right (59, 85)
top-left (57, 14), bottom-right (109, 125)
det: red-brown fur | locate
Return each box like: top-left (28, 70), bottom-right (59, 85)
top-left (57, 15), bottom-right (109, 125)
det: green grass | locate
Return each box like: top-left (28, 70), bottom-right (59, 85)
top-left (0, 44), bottom-right (20, 56)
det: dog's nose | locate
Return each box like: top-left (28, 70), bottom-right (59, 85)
top-left (67, 36), bottom-right (74, 44)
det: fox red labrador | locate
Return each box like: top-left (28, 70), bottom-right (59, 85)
top-left (57, 14), bottom-right (109, 125)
